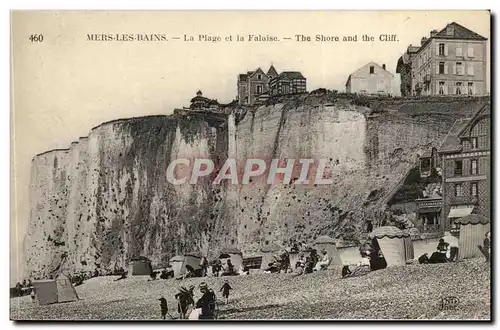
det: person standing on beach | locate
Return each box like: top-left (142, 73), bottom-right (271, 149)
top-left (220, 279), bottom-right (233, 304)
top-left (158, 297), bottom-right (169, 319)
top-left (483, 231), bottom-right (491, 262)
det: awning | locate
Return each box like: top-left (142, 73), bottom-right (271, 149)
top-left (447, 206), bottom-right (474, 218)
top-left (418, 207), bottom-right (441, 214)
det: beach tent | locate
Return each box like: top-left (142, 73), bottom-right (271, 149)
top-left (131, 256), bottom-right (153, 275)
top-left (402, 229), bottom-right (415, 261)
top-left (169, 253), bottom-right (202, 277)
top-left (454, 214), bottom-right (490, 260)
top-left (369, 226), bottom-right (410, 267)
top-left (259, 242), bottom-right (282, 270)
top-left (219, 247), bottom-right (243, 270)
top-left (32, 274), bottom-right (79, 305)
top-left (313, 235), bottom-right (343, 267)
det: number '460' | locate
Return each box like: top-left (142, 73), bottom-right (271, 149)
top-left (29, 34), bottom-right (43, 42)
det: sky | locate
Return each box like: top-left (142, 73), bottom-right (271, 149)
top-left (10, 10), bottom-right (490, 285)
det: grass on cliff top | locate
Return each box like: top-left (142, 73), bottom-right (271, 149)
top-left (10, 258), bottom-right (490, 320)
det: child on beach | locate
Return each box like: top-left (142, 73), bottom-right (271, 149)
top-left (219, 279), bottom-right (233, 304)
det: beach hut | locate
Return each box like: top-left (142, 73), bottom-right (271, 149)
top-left (369, 226), bottom-right (408, 267)
top-left (402, 229), bottom-right (415, 261)
top-left (259, 242), bottom-right (282, 270)
top-left (32, 274), bottom-right (79, 305)
top-left (131, 256), bottom-right (153, 275)
top-left (219, 247), bottom-right (243, 270)
top-left (169, 253), bottom-right (202, 277)
top-left (455, 214), bottom-right (490, 260)
top-left (313, 235), bottom-right (343, 267)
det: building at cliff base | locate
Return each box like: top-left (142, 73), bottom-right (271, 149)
top-left (345, 62), bottom-right (395, 96)
top-left (438, 102), bottom-right (490, 235)
top-left (396, 22), bottom-right (488, 97)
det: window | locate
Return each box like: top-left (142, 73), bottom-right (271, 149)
top-left (446, 26), bottom-right (454, 36)
top-left (456, 47), bottom-right (463, 57)
top-left (471, 182), bottom-right (478, 197)
top-left (439, 62), bottom-right (445, 74)
top-left (439, 43), bottom-right (445, 56)
top-left (257, 74), bottom-right (262, 80)
top-left (456, 62), bottom-right (464, 75)
top-left (256, 85), bottom-right (263, 94)
top-left (467, 63), bottom-right (474, 76)
top-left (471, 137), bottom-right (478, 149)
top-left (454, 184), bottom-right (463, 197)
top-left (468, 82), bottom-right (474, 95)
top-left (468, 47), bottom-right (474, 57)
top-left (455, 82), bottom-right (462, 95)
top-left (439, 81), bottom-right (445, 95)
top-left (471, 159), bottom-right (478, 175)
top-left (454, 160), bottom-right (463, 176)
top-left (369, 66), bottom-right (374, 74)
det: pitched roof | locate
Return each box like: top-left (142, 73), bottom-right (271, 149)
top-left (433, 22), bottom-right (487, 41)
top-left (438, 118), bottom-right (471, 153)
top-left (416, 22), bottom-right (487, 55)
top-left (190, 95), bottom-right (209, 103)
top-left (248, 67), bottom-right (266, 78)
top-left (280, 71), bottom-right (305, 79)
top-left (438, 101), bottom-right (490, 153)
top-left (345, 74), bottom-right (351, 86)
top-left (457, 102), bottom-right (490, 138)
top-left (267, 65), bottom-right (278, 77)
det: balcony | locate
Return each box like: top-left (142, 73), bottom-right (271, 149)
top-left (415, 197), bottom-right (442, 208)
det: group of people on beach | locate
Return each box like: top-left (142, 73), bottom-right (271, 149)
top-left (158, 279), bottom-right (233, 320)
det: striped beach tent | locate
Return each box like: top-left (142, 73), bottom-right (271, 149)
top-left (369, 226), bottom-right (409, 267)
top-left (454, 214), bottom-right (490, 260)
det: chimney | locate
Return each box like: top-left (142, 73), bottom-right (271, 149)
top-left (430, 30), bottom-right (438, 37)
top-left (382, 64), bottom-right (386, 70)
top-left (421, 37), bottom-right (428, 45)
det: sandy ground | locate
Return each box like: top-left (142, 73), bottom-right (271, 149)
top-left (10, 258), bottom-right (490, 321)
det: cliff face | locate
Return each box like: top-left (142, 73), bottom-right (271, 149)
top-left (24, 97), bottom-right (485, 278)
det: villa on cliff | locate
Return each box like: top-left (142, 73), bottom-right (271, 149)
top-left (345, 62), bottom-right (396, 96)
top-left (396, 22), bottom-right (488, 97)
top-left (189, 90), bottom-right (221, 111)
top-left (237, 65), bottom-right (307, 105)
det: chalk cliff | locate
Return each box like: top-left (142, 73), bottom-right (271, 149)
top-left (24, 96), bottom-right (486, 278)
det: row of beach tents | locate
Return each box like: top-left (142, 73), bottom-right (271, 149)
top-left (30, 214), bottom-right (489, 306)
top-left (130, 214), bottom-right (491, 277)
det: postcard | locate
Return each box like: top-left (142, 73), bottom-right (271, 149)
top-left (10, 10), bottom-right (491, 321)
